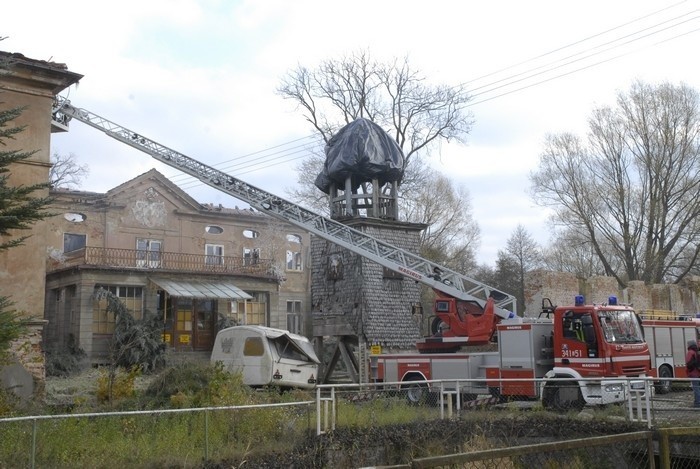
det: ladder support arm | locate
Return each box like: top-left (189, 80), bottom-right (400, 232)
top-left (52, 97), bottom-right (517, 317)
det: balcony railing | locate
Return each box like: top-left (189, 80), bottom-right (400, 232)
top-left (47, 247), bottom-right (279, 279)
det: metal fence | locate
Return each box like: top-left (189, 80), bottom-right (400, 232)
top-left (1, 377), bottom-right (699, 468)
top-left (314, 376), bottom-right (700, 468)
top-left (0, 401), bottom-right (315, 468)
top-left (46, 246), bottom-right (276, 277)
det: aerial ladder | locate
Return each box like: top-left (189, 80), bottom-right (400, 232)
top-left (51, 97), bottom-right (517, 350)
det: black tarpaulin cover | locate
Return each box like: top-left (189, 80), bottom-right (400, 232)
top-left (315, 118), bottom-right (405, 193)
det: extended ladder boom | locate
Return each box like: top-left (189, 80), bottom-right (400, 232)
top-left (52, 97), bottom-right (516, 317)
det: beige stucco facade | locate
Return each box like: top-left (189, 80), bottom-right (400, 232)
top-left (0, 52), bottom-right (81, 322)
top-left (44, 169), bottom-right (312, 363)
top-left (0, 52), bottom-right (81, 387)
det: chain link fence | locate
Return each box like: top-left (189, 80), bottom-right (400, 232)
top-left (316, 376), bottom-right (700, 468)
top-left (1, 377), bottom-right (698, 467)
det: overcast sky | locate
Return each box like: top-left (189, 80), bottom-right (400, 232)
top-left (3, 0), bottom-right (700, 265)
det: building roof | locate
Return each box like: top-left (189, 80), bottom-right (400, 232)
top-left (150, 278), bottom-right (252, 300)
top-left (0, 51), bottom-right (82, 94)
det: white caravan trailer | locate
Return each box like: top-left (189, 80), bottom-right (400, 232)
top-left (211, 325), bottom-right (319, 389)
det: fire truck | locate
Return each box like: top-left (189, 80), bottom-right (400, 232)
top-left (375, 295), bottom-right (650, 410)
top-left (50, 98), bottom-right (651, 410)
top-left (640, 312), bottom-right (700, 394)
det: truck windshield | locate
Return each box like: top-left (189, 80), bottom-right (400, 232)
top-left (597, 310), bottom-right (644, 344)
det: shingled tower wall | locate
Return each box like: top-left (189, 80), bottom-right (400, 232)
top-left (311, 218), bottom-right (424, 350)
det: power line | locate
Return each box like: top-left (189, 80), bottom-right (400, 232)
top-left (468, 12), bottom-right (700, 103)
top-left (165, 4), bottom-right (700, 192)
top-left (458, 0), bottom-right (690, 88)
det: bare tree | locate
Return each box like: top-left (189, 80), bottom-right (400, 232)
top-left (285, 149), bottom-right (331, 217)
top-left (530, 81), bottom-right (700, 286)
top-left (277, 50), bottom-right (474, 165)
top-left (279, 50), bottom-right (480, 266)
top-left (502, 225), bottom-right (542, 314)
top-left (49, 151), bottom-right (89, 189)
top-left (404, 168), bottom-right (480, 272)
top-left (543, 227), bottom-right (610, 278)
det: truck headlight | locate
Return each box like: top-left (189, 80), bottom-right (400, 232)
top-left (604, 383), bottom-right (623, 393)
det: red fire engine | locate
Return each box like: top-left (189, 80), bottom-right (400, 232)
top-left (374, 295), bottom-right (651, 410)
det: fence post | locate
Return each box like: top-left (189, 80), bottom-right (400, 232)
top-left (204, 409), bottom-right (209, 460)
top-left (31, 418), bottom-right (37, 469)
top-left (316, 387), bottom-right (321, 436)
top-left (331, 386), bottom-right (336, 431)
top-left (439, 381), bottom-right (445, 420)
top-left (658, 429), bottom-right (670, 469)
top-left (646, 432), bottom-right (656, 469)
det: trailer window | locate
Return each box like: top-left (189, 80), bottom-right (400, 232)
top-left (243, 337), bottom-right (265, 356)
top-left (271, 336), bottom-right (310, 362)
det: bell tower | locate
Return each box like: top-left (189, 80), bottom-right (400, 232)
top-left (311, 119), bottom-right (425, 383)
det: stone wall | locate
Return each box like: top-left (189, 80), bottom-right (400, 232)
top-left (3, 320), bottom-right (49, 399)
top-left (524, 271), bottom-right (700, 317)
top-left (523, 270), bottom-right (579, 317)
top-left (9, 320), bottom-right (48, 380)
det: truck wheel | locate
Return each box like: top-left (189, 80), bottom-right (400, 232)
top-left (655, 366), bottom-right (673, 395)
top-left (488, 386), bottom-right (507, 403)
top-left (430, 317), bottom-right (446, 335)
top-left (402, 379), bottom-right (428, 405)
top-left (542, 381), bottom-right (584, 412)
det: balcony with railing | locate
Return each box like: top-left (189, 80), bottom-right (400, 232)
top-left (47, 246), bottom-right (279, 279)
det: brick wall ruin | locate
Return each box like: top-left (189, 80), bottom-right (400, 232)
top-left (524, 270), bottom-right (700, 317)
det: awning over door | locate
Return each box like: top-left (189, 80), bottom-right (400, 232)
top-left (150, 278), bottom-right (253, 300)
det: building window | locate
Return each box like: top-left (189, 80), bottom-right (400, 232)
top-left (136, 238), bottom-right (162, 268)
top-left (286, 300), bottom-right (302, 334)
top-left (244, 247), bottom-right (261, 266)
top-left (243, 229), bottom-right (259, 239)
top-left (64, 212), bottom-right (86, 223)
top-left (205, 244), bottom-right (224, 265)
top-left (205, 225), bottom-right (223, 234)
top-left (286, 250), bottom-right (302, 271)
top-left (286, 234), bottom-right (302, 244)
top-left (232, 292), bottom-right (267, 325)
top-left (92, 285), bottom-right (143, 334)
top-left (64, 233), bottom-right (86, 253)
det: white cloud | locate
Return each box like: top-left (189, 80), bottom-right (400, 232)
top-left (4, 0), bottom-right (700, 266)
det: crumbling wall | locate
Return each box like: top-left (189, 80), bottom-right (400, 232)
top-left (524, 270), bottom-right (578, 317)
top-left (622, 280), bottom-right (651, 311)
top-left (525, 271), bottom-right (700, 316)
top-left (2, 319), bottom-right (49, 400)
top-left (583, 276), bottom-right (619, 305)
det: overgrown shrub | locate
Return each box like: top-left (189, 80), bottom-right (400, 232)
top-left (216, 312), bottom-right (238, 331)
top-left (0, 297), bottom-right (27, 364)
top-left (96, 366), bottom-right (140, 404)
top-left (45, 334), bottom-right (87, 377)
top-left (94, 288), bottom-right (167, 372)
top-left (0, 386), bottom-right (19, 416)
top-left (143, 361), bottom-right (254, 408)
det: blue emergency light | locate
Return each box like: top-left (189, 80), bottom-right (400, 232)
top-left (575, 295), bottom-right (584, 306)
top-left (608, 296), bottom-right (618, 305)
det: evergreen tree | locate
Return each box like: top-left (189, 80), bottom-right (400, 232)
top-left (0, 105), bottom-right (52, 251)
top-left (0, 103), bottom-right (52, 357)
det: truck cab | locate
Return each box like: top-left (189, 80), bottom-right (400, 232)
top-left (550, 296), bottom-right (649, 378)
top-left (541, 296), bottom-right (651, 410)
